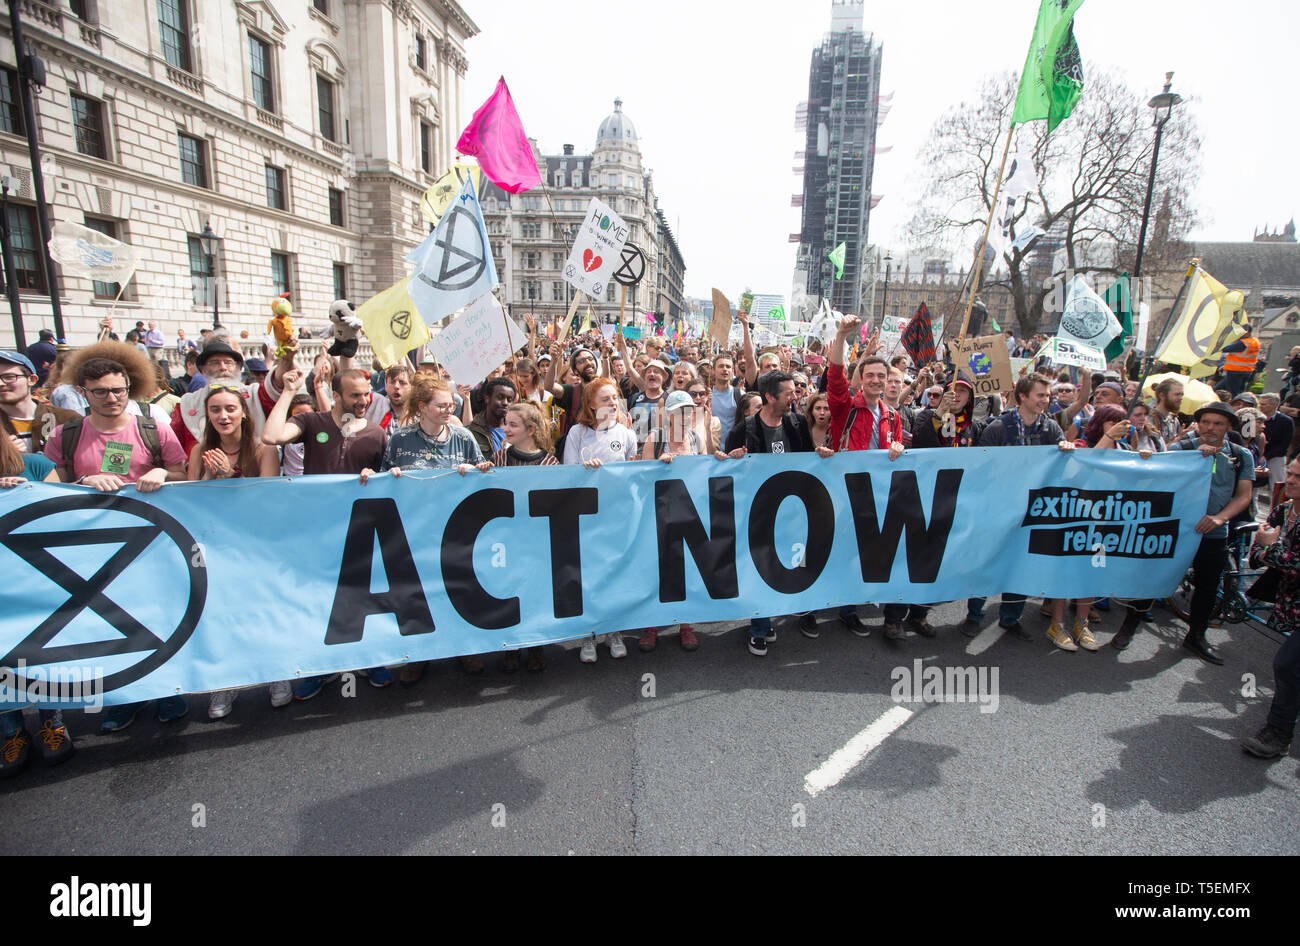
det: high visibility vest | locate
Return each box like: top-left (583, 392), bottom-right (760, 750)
top-left (1224, 336), bottom-right (1259, 373)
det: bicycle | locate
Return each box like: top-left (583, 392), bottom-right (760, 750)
top-left (1166, 521), bottom-right (1278, 631)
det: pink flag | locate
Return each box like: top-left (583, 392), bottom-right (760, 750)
top-left (456, 77), bottom-right (541, 194)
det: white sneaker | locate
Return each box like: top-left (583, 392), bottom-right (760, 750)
top-left (607, 632), bottom-right (627, 659)
top-left (579, 639), bottom-right (597, 663)
top-left (269, 680), bottom-right (292, 707)
top-left (208, 689), bottom-right (236, 719)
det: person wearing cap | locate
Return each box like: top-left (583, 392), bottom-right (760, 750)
top-left (244, 357), bottom-right (269, 385)
top-left (24, 329), bottom-right (57, 386)
top-left (636, 389), bottom-right (707, 655)
top-left (1064, 379), bottom-right (1125, 442)
top-left (0, 350), bottom-right (79, 456)
top-left (1133, 402), bottom-right (1256, 663)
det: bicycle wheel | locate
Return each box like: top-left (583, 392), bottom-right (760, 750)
top-left (1166, 572), bottom-right (1196, 623)
top-left (1166, 571), bottom-right (1227, 625)
top-left (1221, 596), bottom-right (1247, 625)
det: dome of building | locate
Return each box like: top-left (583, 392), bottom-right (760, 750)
top-left (596, 98), bottom-right (637, 145)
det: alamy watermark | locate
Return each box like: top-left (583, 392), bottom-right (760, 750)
top-left (0, 660), bottom-right (105, 711)
top-left (890, 658), bottom-right (999, 714)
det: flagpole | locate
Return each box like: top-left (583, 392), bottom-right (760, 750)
top-left (956, 122), bottom-right (1016, 348)
top-left (1129, 258), bottom-right (1198, 411)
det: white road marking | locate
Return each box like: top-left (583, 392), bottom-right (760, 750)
top-left (964, 625), bottom-right (1006, 657)
top-left (803, 705), bottom-right (914, 797)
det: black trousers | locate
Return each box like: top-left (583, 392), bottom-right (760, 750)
top-left (1186, 535), bottom-right (1228, 637)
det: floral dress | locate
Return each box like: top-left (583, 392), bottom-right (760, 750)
top-left (1250, 501), bottom-right (1300, 636)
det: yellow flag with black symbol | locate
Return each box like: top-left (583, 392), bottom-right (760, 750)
top-left (356, 277), bottom-right (430, 368)
top-left (1154, 266), bottom-right (1246, 367)
top-left (420, 163), bottom-right (484, 226)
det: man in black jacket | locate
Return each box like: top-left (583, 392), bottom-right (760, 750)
top-left (717, 370), bottom-right (830, 656)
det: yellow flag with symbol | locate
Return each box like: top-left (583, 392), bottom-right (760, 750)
top-left (1154, 265), bottom-right (1246, 368)
top-left (419, 163), bottom-right (484, 226)
top-left (356, 277), bottom-right (430, 368)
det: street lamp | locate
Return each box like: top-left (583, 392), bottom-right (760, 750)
top-left (200, 222), bottom-right (220, 328)
top-left (879, 251), bottom-right (892, 322)
top-left (1133, 72), bottom-right (1182, 278)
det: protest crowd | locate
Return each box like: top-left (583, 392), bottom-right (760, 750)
top-left (3, 293), bottom-right (1300, 782)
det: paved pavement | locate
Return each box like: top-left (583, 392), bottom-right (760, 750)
top-left (1, 600), bottom-right (1296, 856)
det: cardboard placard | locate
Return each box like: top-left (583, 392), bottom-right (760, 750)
top-left (429, 293), bottom-right (527, 387)
top-left (949, 334), bottom-right (1014, 397)
top-left (1039, 336), bottom-right (1107, 371)
top-left (709, 289), bottom-right (733, 346)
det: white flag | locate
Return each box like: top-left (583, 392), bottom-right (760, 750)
top-left (1058, 274), bottom-right (1122, 352)
top-left (48, 221), bottom-right (140, 284)
top-left (1001, 143), bottom-right (1039, 200)
top-left (407, 174), bottom-right (498, 324)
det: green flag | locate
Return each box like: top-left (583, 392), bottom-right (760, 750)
top-left (1103, 274), bottom-right (1133, 361)
top-left (990, 314), bottom-right (1002, 333)
top-left (829, 242), bottom-right (846, 279)
top-left (1011, 0), bottom-right (1086, 133)
top-left (770, 304), bottom-right (786, 322)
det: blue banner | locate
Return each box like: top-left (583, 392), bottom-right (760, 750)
top-left (0, 447), bottom-right (1211, 708)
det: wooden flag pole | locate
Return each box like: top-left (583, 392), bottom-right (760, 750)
top-left (555, 291), bottom-right (583, 344)
top-left (617, 284), bottom-right (627, 336)
top-left (1129, 259), bottom-right (1198, 411)
top-left (955, 120), bottom-right (1017, 348)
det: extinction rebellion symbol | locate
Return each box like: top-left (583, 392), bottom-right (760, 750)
top-left (0, 494), bottom-right (207, 697)
top-left (390, 309), bottom-right (412, 340)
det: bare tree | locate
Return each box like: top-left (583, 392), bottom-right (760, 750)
top-left (908, 68), bottom-right (1202, 336)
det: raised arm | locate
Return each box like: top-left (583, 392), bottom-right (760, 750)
top-left (261, 369), bottom-right (308, 446)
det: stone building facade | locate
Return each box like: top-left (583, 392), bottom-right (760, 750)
top-left (0, 0), bottom-right (476, 348)
top-left (482, 99), bottom-right (685, 332)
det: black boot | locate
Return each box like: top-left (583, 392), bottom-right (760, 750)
top-left (1182, 628), bottom-right (1224, 665)
top-left (1112, 611), bottom-right (1140, 650)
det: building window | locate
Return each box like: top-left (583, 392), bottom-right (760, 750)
top-left (0, 67), bottom-right (22, 136)
top-left (332, 263), bottom-right (347, 300)
top-left (158, 0), bottom-right (192, 72)
top-left (316, 74), bottom-right (337, 142)
top-left (178, 133), bottom-right (207, 187)
top-left (419, 120), bottom-right (433, 173)
top-left (187, 235), bottom-right (213, 306)
top-left (328, 187), bottom-right (344, 227)
top-left (312, 0), bottom-right (328, 13)
top-left (265, 164), bottom-right (286, 210)
top-left (554, 172), bottom-right (565, 187)
top-left (572, 172), bottom-right (582, 187)
top-left (520, 222), bottom-right (540, 239)
top-left (552, 281), bottom-right (564, 302)
top-left (521, 281), bottom-right (539, 302)
top-left (606, 283), bottom-right (616, 303)
top-left (70, 0), bottom-right (90, 19)
top-left (270, 252), bottom-right (291, 297)
top-left (552, 251), bottom-right (564, 269)
top-left (71, 93), bottom-right (107, 159)
top-left (4, 205), bottom-right (46, 292)
top-left (415, 35), bottom-right (426, 71)
top-left (249, 35), bottom-right (275, 112)
top-left (83, 217), bottom-right (129, 299)
top-left (523, 251), bottom-right (539, 270)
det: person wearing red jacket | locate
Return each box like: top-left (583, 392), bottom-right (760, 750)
top-left (813, 315), bottom-right (922, 642)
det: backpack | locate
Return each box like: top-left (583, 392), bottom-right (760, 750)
top-left (60, 407), bottom-right (163, 480)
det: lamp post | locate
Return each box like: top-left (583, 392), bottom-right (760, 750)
top-left (200, 222), bottom-right (220, 329)
top-left (879, 251), bottom-right (892, 323)
top-left (1133, 72), bottom-right (1182, 279)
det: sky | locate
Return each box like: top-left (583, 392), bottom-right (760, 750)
top-left (459, 0), bottom-right (1300, 303)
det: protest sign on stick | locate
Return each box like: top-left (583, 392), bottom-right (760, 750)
top-left (430, 293), bottom-right (526, 387)
top-left (563, 198), bottom-right (629, 301)
top-left (709, 289), bottom-right (732, 346)
top-left (950, 334), bottom-right (1014, 396)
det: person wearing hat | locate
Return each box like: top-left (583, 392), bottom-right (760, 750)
top-left (244, 357), bottom-right (269, 385)
top-left (1063, 379), bottom-right (1125, 442)
top-left (24, 329), bottom-right (57, 386)
top-left (0, 350), bottom-right (79, 456)
top-left (169, 335), bottom-right (293, 455)
top-left (1132, 402), bottom-right (1257, 664)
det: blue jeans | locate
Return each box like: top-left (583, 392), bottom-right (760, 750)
top-left (750, 617), bottom-right (771, 640)
top-left (968, 594), bottom-right (1028, 626)
top-left (1222, 371), bottom-right (1251, 398)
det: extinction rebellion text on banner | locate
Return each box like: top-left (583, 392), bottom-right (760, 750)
top-left (0, 449), bottom-right (1211, 709)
